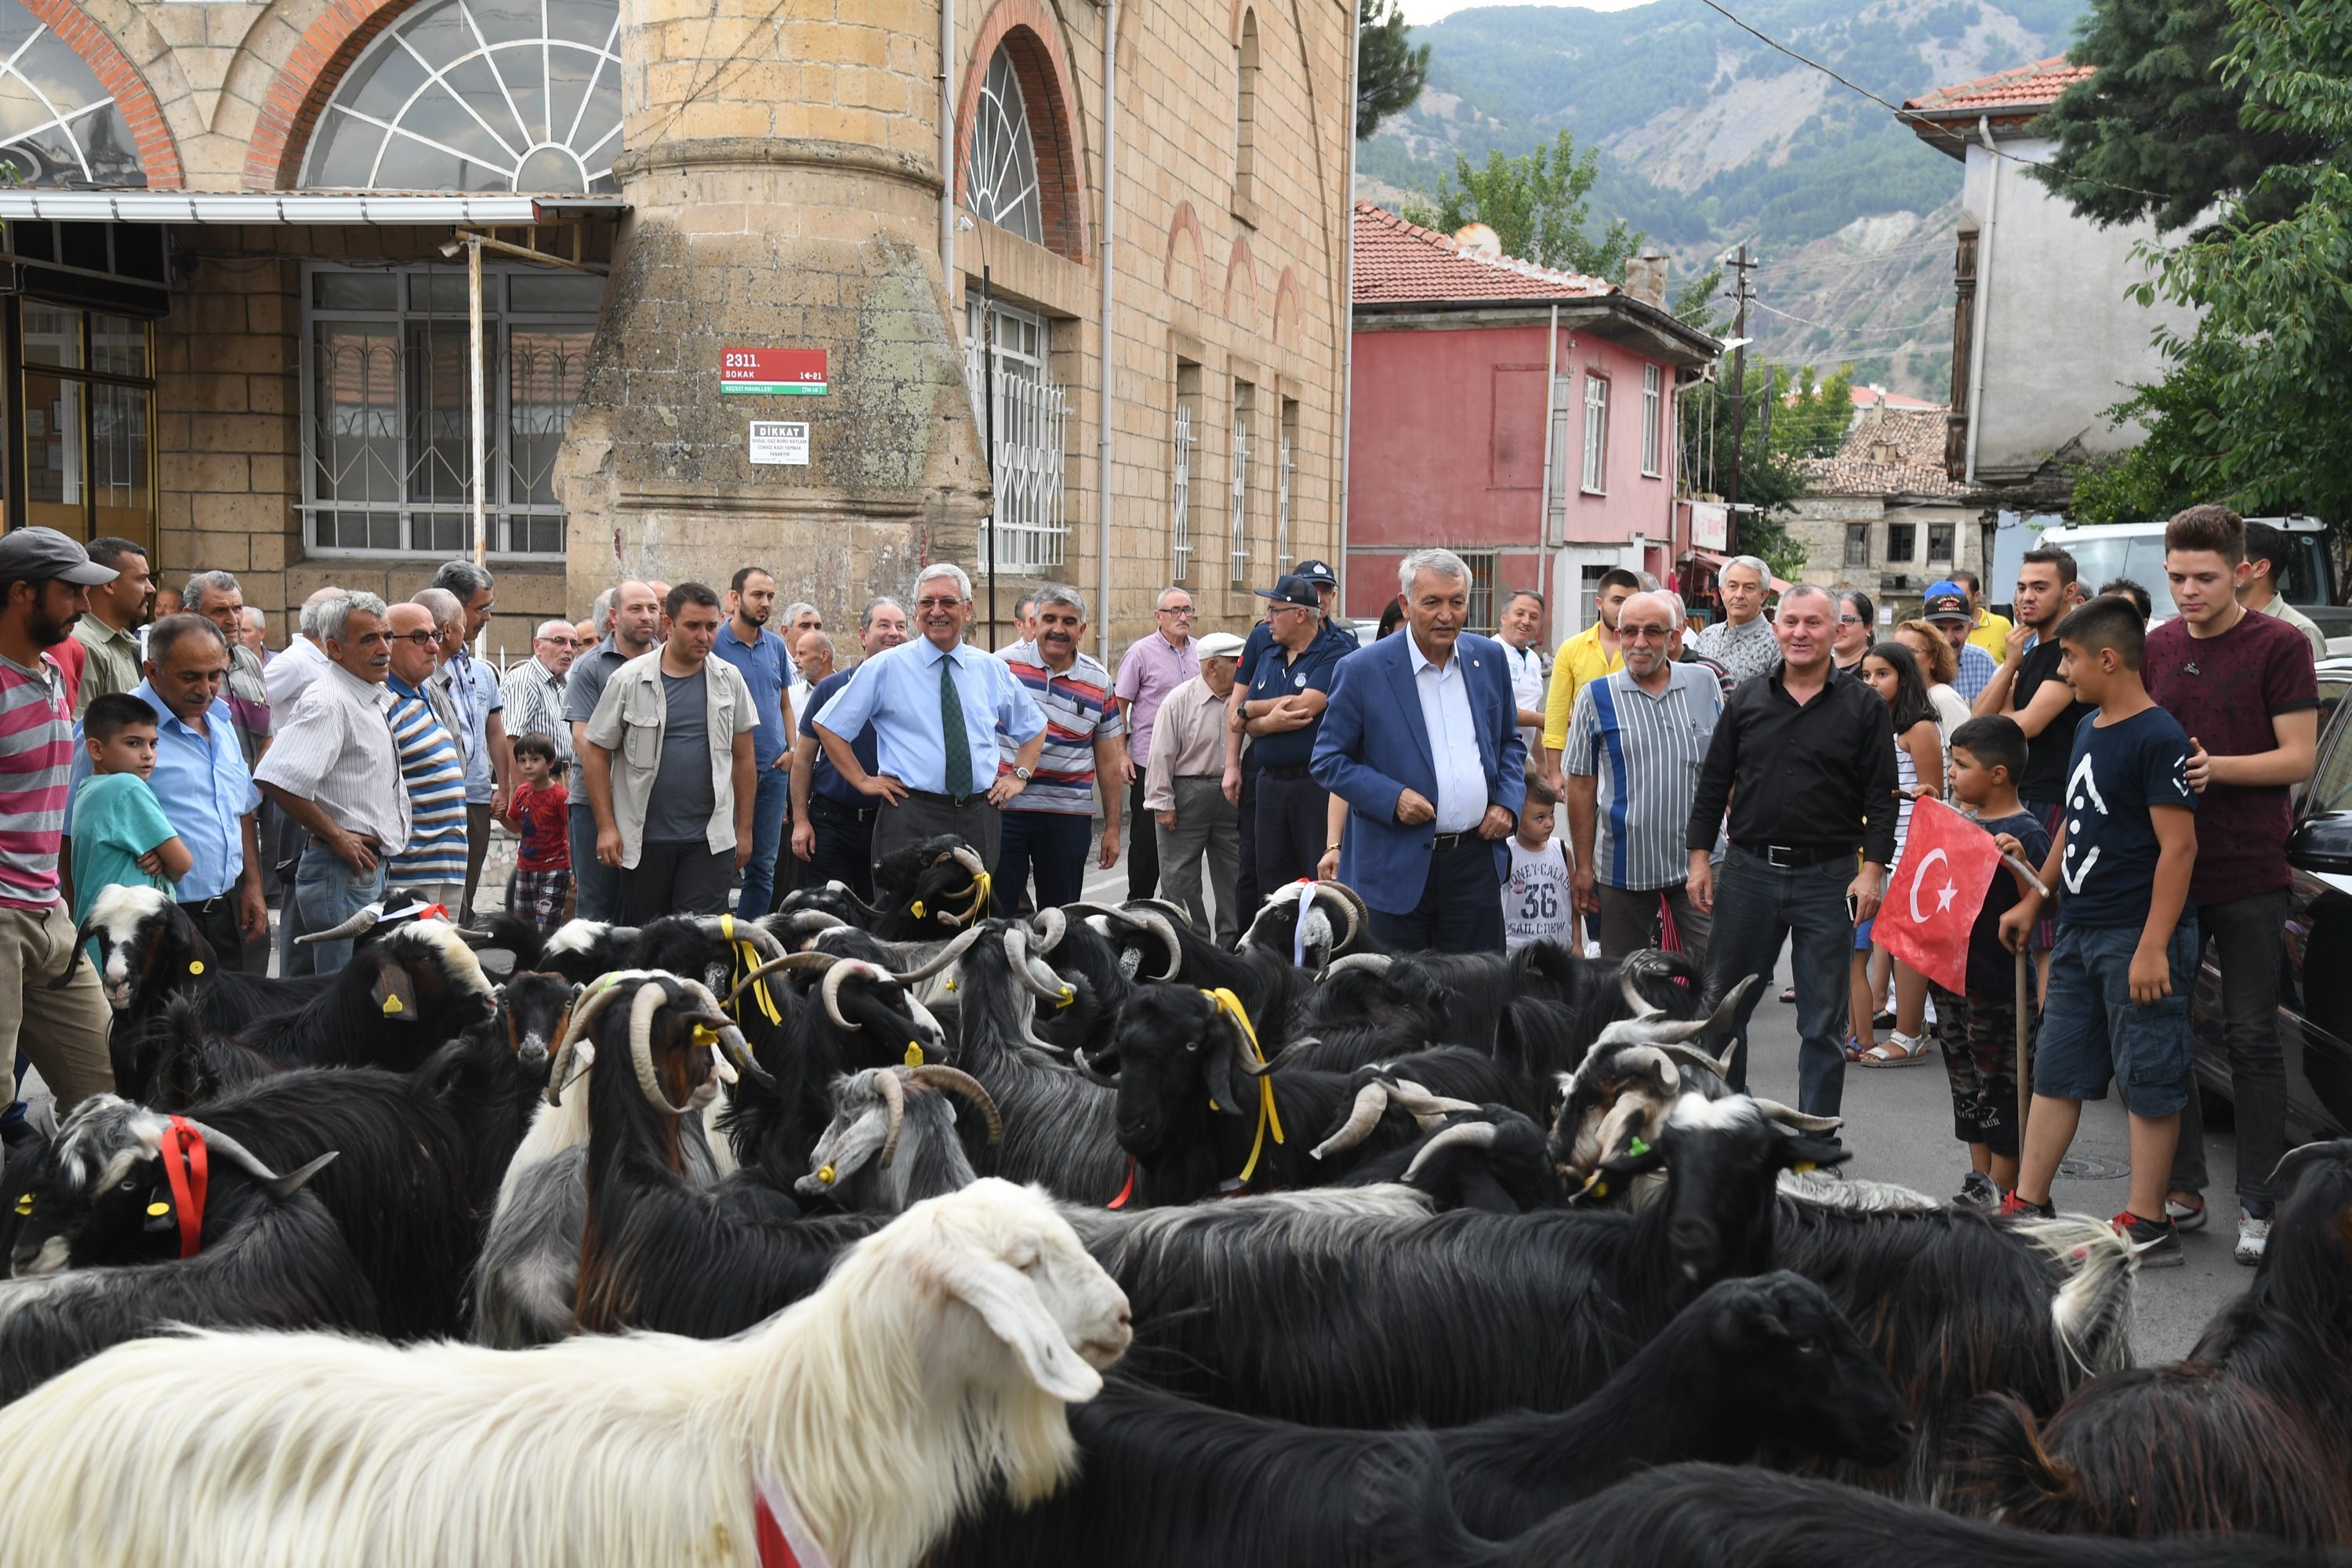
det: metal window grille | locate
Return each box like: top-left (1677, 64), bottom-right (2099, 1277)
top-left (964, 299), bottom-right (1070, 572)
top-left (1641, 364), bottom-right (1662, 476)
top-left (1463, 549), bottom-right (1500, 633)
top-left (1171, 397), bottom-right (1196, 583)
top-left (1275, 430), bottom-right (1294, 572)
top-left (1229, 391), bottom-right (1252, 586)
top-left (1887, 522), bottom-right (1916, 563)
top-left (1928, 524), bottom-right (1955, 562)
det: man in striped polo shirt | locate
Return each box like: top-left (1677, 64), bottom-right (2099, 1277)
top-left (382, 602), bottom-right (470, 911)
top-left (0, 527), bottom-right (123, 1114)
top-left (1563, 590), bottom-right (1725, 966)
top-left (997, 586), bottom-right (1126, 910)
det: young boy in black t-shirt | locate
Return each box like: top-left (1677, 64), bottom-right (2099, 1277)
top-left (1932, 715), bottom-right (2050, 1209)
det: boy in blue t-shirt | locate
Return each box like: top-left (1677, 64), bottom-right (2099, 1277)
top-left (67, 694), bottom-right (191, 924)
top-left (1931, 714), bottom-right (2051, 1210)
top-left (1998, 597), bottom-right (2198, 1265)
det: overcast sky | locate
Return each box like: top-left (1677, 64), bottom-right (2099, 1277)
top-left (1399, 0), bottom-right (1654, 26)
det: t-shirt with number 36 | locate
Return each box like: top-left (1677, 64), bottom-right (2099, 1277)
top-left (1502, 835), bottom-right (1574, 951)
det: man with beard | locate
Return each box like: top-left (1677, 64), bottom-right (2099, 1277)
top-left (714, 566), bottom-right (793, 916)
top-left (69, 536), bottom-right (152, 717)
top-left (996, 586), bottom-right (1125, 909)
top-left (0, 528), bottom-right (120, 1112)
top-left (791, 596), bottom-right (909, 898)
top-left (563, 579), bottom-right (659, 920)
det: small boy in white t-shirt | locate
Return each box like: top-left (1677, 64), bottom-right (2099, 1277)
top-left (1501, 768), bottom-right (1573, 951)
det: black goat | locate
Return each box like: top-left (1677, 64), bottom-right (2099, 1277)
top-left (1234, 880), bottom-right (1374, 967)
top-left (770, 839), bottom-right (987, 941)
top-left (206, 923), bottom-right (499, 1077)
top-left (942, 1270), bottom-right (1908, 1567)
top-left (0, 1099), bottom-right (373, 1401)
top-left (793, 1065), bottom-right (1002, 1213)
top-left (1434, 1465), bottom-right (2346, 1568)
top-left (1960, 1138), bottom-right (2352, 1543)
top-left (1022, 907), bottom-right (1133, 1054)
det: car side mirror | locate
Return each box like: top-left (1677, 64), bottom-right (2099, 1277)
top-left (2289, 812), bottom-right (2352, 876)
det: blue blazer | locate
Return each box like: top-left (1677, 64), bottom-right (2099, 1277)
top-left (1311, 630), bottom-right (1529, 913)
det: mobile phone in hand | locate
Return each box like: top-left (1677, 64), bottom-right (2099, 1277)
top-left (1845, 892), bottom-right (1860, 924)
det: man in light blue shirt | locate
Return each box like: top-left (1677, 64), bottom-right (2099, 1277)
top-left (713, 566), bottom-right (793, 916)
top-left (813, 563), bottom-right (1047, 875)
top-left (64, 615), bottom-right (265, 968)
top-left (426, 564), bottom-right (513, 925)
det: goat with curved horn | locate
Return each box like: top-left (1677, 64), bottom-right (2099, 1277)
top-left (873, 1068), bottom-right (906, 1169)
top-left (626, 982), bottom-right (697, 1116)
top-left (887, 924), bottom-right (989, 984)
top-left (1072, 1047), bottom-right (1120, 1088)
top-left (1319, 953), bottom-right (1394, 981)
top-left (1402, 1120), bottom-right (1500, 1186)
top-left (1634, 975), bottom-right (1761, 1045)
top-left (1004, 926), bottom-right (1075, 1007)
top-left (1029, 907), bottom-right (1069, 954)
top-left (1618, 968), bottom-right (1668, 1022)
top-left (720, 950), bottom-right (838, 1013)
top-left (1752, 1098), bottom-right (1844, 1134)
top-left (1311, 1081), bottom-right (1396, 1161)
top-left (543, 970), bottom-right (656, 1105)
top-left (1115, 905), bottom-right (1185, 981)
top-left (819, 959), bottom-right (893, 1033)
top-left (908, 1065), bottom-right (1004, 1145)
top-left (293, 903), bottom-right (383, 946)
top-left (1315, 881), bottom-right (1368, 949)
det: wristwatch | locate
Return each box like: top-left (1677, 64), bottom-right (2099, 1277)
top-left (1013, 766), bottom-right (1033, 781)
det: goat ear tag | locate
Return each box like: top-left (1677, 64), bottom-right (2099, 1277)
top-left (905, 1043), bottom-right (924, 1067)
top-left (146, 1200), bottom-right (171, 1218)
top-left (381, 994), bottom-right (404, 1014)
top-left (187, 961), bottom-right (204, 975)
top-left (12, 1193), bottom-right (28, 1215)
top-left (1627, 1135), bottom-right (1650, 1158)
top-left (911, 901), bottom-right (925, 919)
top-left (1792, 1161), bottom-right (1816, 1174)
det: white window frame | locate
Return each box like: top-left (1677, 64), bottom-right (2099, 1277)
top-left (964, 297), bottom-right (1069, 571)
top-left (1229, 383), bottom-right (1254, 586)
top-left (967, 45), bottom-right (1044, 244)
top-left (1171, 393), bottom-right (1196, 583)
top-left (1581, 372), bottom-right (1609, 494)
top-left (1275, 425), bottom-right (1295, 572)
top-left (299, 262), bottom-right (598, 559)
top-left (1640, 364), bottom-right (1662, 477)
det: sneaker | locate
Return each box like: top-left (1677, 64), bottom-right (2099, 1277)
top-left (2165, 1194), bottom-right (2208, 1232)
top-left (2000, 1191), bottom-right (2055, 1220)
top-left (1955, 1171), bottom-right (1998, 1209)
top-left (2235, 1204), bottom-right (2272, 1266)
top-left (2112, 1209), bottom-right (2184, 1268)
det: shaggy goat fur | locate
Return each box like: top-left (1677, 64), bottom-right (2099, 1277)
top-left (0, 1181), bottom-right (1128, 1568)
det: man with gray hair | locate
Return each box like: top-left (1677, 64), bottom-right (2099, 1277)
top-left (1694, 554), bottom-right (1780, 686)
top-left (426, 562), bottom-right (513, 924)
top-left (1112, 584), bottom-right (1199, 901)
top-left (255, 591), bottom-right (411, 972)
top-left (183, 571), bottom-right (271, 771)
top-left (998, 586), bottom-right (1125, 909)
top-left (995, 592), bottom-right (1040, 656)
top-left (500, 619), bottom-right (581, 779)
top-left (1314, 549), bottom-right (1523, 952)
top-left (812, 563), bottom-right (1046, 873)
top-left (260, 585), bottom-right (343, 969)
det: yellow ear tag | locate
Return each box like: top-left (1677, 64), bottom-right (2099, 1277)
top-left (691, 1025), bottom-right (719, 1049)
top-left (944, 978), bottom-right (956, 992)
top-left (187, 961), bottom-right (205, 976)
top-left (815, 1165), bottom-right (837, 1186)
top-left (1057, 985), bottom-right (1076, 1010)
top-left (910, 901), bottom-right (925, 920)
top-left (13, 1193), bottom-right (30, 1215)
top-left (381, 995), bottom-right (404, 1015)
top-left (1593, 1181), bottom-right (1610, 1198)
top-left (1792, 1161), bottom-right (1816, 1174)
top-left (904, 1043), bottom-right (924, 1067)
top-left (146, 1201), bottom-right (170, 1218)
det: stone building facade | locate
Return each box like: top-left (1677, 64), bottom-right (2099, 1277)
top-left (0, 0), bottom-right (1351, 655)
top-left (1787, 401), bottom-right (1976, 625)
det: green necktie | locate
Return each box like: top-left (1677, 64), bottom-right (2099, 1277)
top-left (940, 652), bottom-right (975, 797)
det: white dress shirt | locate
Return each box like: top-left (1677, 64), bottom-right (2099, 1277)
top-left (1501, 639), bottom-right (1546, 753)
top-left (1409, 632), bottom-right (1487, 834)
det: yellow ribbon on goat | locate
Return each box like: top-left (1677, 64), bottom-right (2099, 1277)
top-left (719, 915), bottom-right (783, 1027)
top-left (1202, 987), bottom-right (1284, 1188)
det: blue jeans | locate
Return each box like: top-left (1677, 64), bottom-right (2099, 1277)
top-left (570, 804), bottom-right (619, 923)
top-left (997, 809), bottom-right (1094, 911)
top-left (734, 766), bottom-right (792, 918)
top-left (1705, 847), bottom-right (1855, 1122)
top-left (2038, 916), bottom-right (2199, 1118)
top-left (294, 843), bottom-right (387, 973)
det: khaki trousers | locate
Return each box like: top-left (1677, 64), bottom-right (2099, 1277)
top-left (0, 901), bottom-right (115, 1115)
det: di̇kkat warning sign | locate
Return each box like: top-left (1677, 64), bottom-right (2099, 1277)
top-left (721, 348), bottom-right (828, 396)
top-left (748, 422), bottom-right (811, 466)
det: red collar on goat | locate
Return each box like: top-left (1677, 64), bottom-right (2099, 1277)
top-left (158, 1115), bottom-right (209, 1259)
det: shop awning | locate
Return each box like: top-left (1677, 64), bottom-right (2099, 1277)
top-left (1686, 548), bottom-right (1795, 594)
top-left (0, 192), bottom-right (626, 224)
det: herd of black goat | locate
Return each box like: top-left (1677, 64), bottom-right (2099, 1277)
top-left (0, 835), bottom-right (2346, 1567)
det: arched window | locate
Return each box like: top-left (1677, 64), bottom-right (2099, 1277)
top-left (302, 0), bottom-right (623, 194)
top-left (966, 44), bottom-right (1042, 244)
top-left (0, 0), bottom-right (145, 188)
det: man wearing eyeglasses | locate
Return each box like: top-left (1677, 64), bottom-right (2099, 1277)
top-left (500, 619), bottom-right (580, 780)
top-left (1562, 590), bottom-right (1724, 965)
top-left (1112, 586), bottom-right (1199, 901)
top-left (380, 601), bottom-right (470, 913)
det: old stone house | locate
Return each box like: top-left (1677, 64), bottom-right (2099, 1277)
top-left (1788, 399), bottom-right (1974, 624)
top-left (0, 0), bottom-right (1350, 655)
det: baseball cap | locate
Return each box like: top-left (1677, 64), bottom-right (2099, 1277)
top-left (1921, 579), bottom-right (1970, 622)
top-left (1254, 574), bottom-right (1322, 611)
top-left (1197, 632), bottom-right (1246, 659)
top-left (0, 527), bottom-right (117, 587)
top-left (1293, 559), bottom-right (1338, 587)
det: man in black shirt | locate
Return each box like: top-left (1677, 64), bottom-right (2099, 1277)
top-left (1973, 546), bottom-right (2091, 998)
top-left (1686, 583), bottom-right (1898, 1120)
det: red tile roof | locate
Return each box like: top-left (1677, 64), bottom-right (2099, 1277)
top-left (1797, 408), bottom-right (1964, 500)
top-left (1352, 201), bottom-right (1616, 305)
top-left (1903, 56), bottom-right (2093, 116)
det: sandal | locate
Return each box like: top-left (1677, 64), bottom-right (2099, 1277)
top-left (1780, 985), bottom-right (1797, 1004)
top-left (1857, 1035), bottom-right (1933, 1068)
top-left (1842, 1036), bottom-right (1867, 1062)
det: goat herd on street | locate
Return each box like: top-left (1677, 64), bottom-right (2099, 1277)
top-left (0, 835), bottom-right (2343, 1565)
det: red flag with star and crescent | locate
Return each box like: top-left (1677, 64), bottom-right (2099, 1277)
top-left (1875, 797), bottom-right (2005, 995)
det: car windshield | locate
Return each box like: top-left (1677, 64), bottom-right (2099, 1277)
top-left (2052, 531), bottom-right (2332, 616)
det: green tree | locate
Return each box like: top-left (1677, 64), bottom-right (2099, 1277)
top-left (1356, 0), bottom-right (1429, 141)
top-left (1677, 360), bottom-right (1854, 583)
top-left (2034, 0), bottom-right (2330, 231)
top-left (1428, 131), bottom-right (1641, 279)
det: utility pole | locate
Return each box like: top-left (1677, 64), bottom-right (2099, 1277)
top-left (1722, 244), bottom-right (1757, 554)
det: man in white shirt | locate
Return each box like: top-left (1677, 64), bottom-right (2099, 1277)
top-left (1497, 589), bottom-right (1548, 767)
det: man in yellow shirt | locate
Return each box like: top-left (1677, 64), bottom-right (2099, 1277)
top-left (1541, 567), bottom-right (1639, 785)
top-left (1955, 568), bottom-right (2012, 656)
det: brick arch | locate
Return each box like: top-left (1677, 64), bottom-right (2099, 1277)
top-left (1224, 234), bottom-right (1258, 330)
top-left (1272, 265), bottom-right (1303, 352)
top-left (1163, 200), bottom-right (1204, 304)
top-left (241, 0), bottom-right (437, 191)
top-left (20, 0), bottom-right (181, 188)
top-left (955, 0), bottom-right (1089, 262)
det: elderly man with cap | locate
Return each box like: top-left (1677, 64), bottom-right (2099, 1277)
top-left (0, 528), bottom-right (122, 1113)
top-left (1145, 631), bottom-right (1247, 943)
top-left (1234, 570), bottom-right (1355, 893)
top-left (1225, 557), bottom-right (1341, 911)
top-left (1921, 579), bottom-right (1999, 702)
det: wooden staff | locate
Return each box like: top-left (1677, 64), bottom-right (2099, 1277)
top-left (2004, 849), bottom-right (2046, 1142)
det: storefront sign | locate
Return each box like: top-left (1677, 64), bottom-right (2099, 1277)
top-left (721, 348), bottom-right (827, 396)
top-left (748, 421), bottom-right (811, 466)
top-left (1690, 501), bottom-right (1728, 551)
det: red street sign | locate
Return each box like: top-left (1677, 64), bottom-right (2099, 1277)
top-left (720, 348), bottom-right (828, 395)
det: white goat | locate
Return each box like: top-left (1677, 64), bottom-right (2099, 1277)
top-left (0, 1178), bottom-right (1129, 1568)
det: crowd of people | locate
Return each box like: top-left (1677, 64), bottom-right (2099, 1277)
top-left (0, 506), bottom-right (2323, 1273)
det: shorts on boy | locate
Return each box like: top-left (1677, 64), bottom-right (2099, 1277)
top-left (508, 866), bottom-right (572, 931)
top-left (1929, 982), bottom-right (2036, 1159)
top-left (2033, 918), bottom-right (2199, 1116)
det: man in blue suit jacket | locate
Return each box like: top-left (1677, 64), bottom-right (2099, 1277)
top-left (1312, 548), bottom-right (1528, 953)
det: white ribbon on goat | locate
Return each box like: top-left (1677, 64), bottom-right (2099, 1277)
top-left (1293, 880), bottom-right (1316, 967)
top-left (753, 1458), bottom-right (832, 1568)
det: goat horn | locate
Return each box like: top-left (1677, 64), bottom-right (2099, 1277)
top-left (1003, 924), bottom-right (1074, 1005)
top-left (875, 1067), bottom-right (906, 1169)
top-left (821, 959), bottom-right (889, 1032)
top-left (772, 910), bottom-right (851, 949)
top-left (1236, 1036), bottom-right (1316, 1078)
top-left (1062, 901), bottom-right (1142, 926)
top-left (1622, 1045), bottom-right (1683, 1096)
top-left (1618, 967), bottom-right (1667, 1022)
top-left (1120, 906), bottom-right (1184, 981)
top-left (1632, 973), bottom-right (1759, 1045)
top-left (1311, 1080), bottom-right (1391, 1160)
top-left (908, 1065), bottom-right (1003, 1145)
top-left (1385, 1080), bottom-right (1484, 1129)
top-left (294, 903), bottom-right (383, 945)
top-left (1319, 953), bottom-right (1394, 980)
top-left (674, 978), bottom-right (768, 1089)
top-left (1073, 1047), bottom-right (1120, 1087)
top-left (724, 951), bottom-right (837, 1013)
top-left (628, 982), bottom-right (695, 1116)
top-left (176, 1118), bottom-right (312, 1194)
top-left (1314, 880), bottom-right (1367, 949)
top-left (1751, 1097), bottom-right (1843, 1134)
top-left (543, 971), bottom-right (652, 1105)
top-left (887, 924), bottom-right (989, 983)
top-left (1030, 906), bottom-right (1069, 954)
top-left (2270, 1142), bottom-right (2334, 1189)
top-left (1656, 1042), bottom-right (1735, 1080)
top-left (948, 843), bottom-right (988, 880)
top-left (1402, 1120), bottom-right (1500, 1186)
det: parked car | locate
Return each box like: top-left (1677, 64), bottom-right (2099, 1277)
top-left (2041, 517), bottom-right (2349, 647)
top-left (2194, 656), bottom-right (2352, 1137)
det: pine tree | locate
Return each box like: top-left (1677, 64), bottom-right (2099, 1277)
top-left (1356, 0), bottom-right (1429, 141)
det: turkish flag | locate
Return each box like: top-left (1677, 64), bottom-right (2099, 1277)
top-left (1875, 797), bottom-right (2003, 994)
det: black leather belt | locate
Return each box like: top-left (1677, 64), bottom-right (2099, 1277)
top-left (811, 795), bottom-right (878, 824)
top-left (904, 788), bottom-right (989, 808)
top-left (1733, 841), bottom-right (1853, 869)
top-left (1431, 830), bottom-right (1480, 851)
top-left (178, 894), bottom-right (231, 914)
